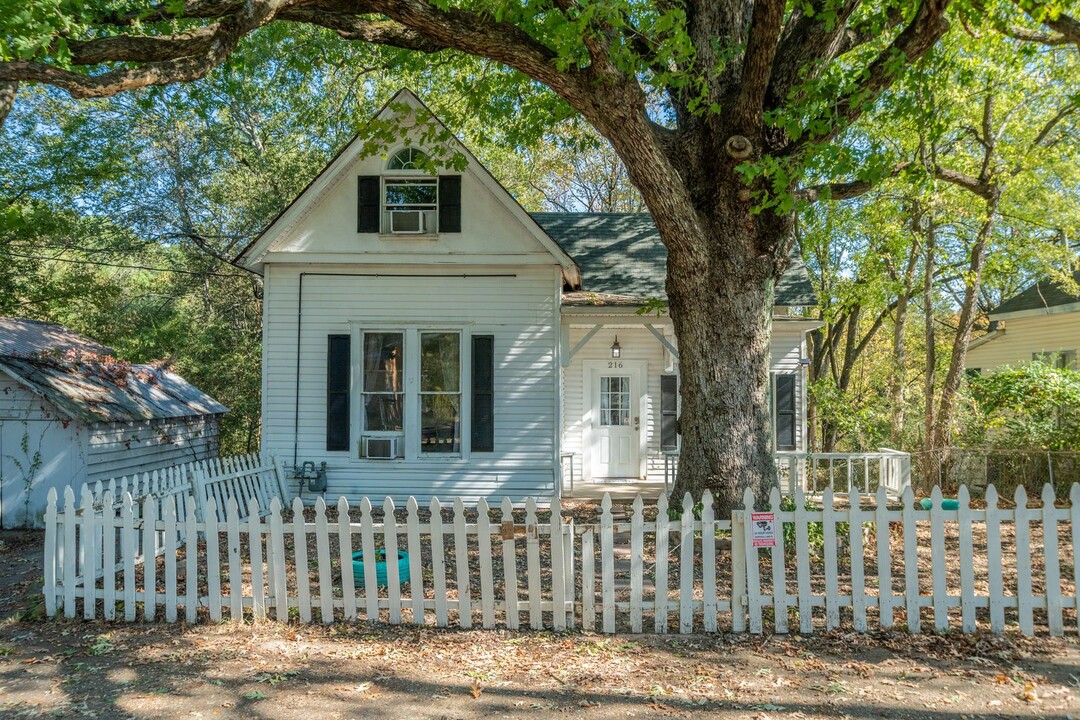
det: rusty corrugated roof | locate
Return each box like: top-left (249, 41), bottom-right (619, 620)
top-left (0, 317), bottom-right (113, 357)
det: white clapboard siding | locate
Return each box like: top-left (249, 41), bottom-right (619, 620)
top-left (41, 485), bottom-right (1079, 638)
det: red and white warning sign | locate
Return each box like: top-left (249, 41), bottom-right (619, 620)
top-left (751, 512), bottom-right (777, 548)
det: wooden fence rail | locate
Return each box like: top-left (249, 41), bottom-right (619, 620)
top-left (43, 482), bottom-right (1080, 637)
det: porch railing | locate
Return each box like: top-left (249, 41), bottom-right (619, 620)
top-left (662, 448), bottom-right (911, 496)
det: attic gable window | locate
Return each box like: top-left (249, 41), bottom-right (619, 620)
top-left (357, 148), bottom-right (462, 234)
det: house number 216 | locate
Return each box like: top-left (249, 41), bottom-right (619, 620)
top-left (607, 361), bottom-right (623, 368)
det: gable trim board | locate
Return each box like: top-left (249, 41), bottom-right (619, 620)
top-left (235, 88), bottom-right (579, 287)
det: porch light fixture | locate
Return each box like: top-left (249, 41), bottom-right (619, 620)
top-left (610, 336), bottom-right (622, 359)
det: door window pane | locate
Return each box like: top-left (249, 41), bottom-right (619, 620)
top-left (600, 376), bottom-right (631, 426)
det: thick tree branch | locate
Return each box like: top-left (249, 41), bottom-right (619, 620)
top-left (933, 165), bottom-right (994, 200)
top-left (765, 0), bottom-right (861, 111)
top-left (733, 0), bottom-right (786, 128)
top-left (278, 8), bottom-right (445, 52)
top-left (797, 161), bottom-right (912, 202)
top-left (799, 0), bottom-right (951, 149)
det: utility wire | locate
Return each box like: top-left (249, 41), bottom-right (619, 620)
top-left (0, 250), bottom-right (241, 277)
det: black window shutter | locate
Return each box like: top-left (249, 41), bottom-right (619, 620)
top-left (775, 374), bottom-right (797, 451)
top-left (357, 176), bottom-right (380, 233)
top-left (326, 335), bottom-right (351, 451)
top-left (660, 375), bottom-right (679, 451)
top-left (471, 335), bottom-right (494, 452)
top-left (438, 175), bottom-right (462, 233)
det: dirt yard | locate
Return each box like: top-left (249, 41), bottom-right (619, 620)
top-left (3, 528), bottom-right (1080, 719)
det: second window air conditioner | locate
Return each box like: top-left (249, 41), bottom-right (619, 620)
top-left (389, 209), bottom-right (425, 234)
top-left (363, 436), bottom-right (399, 459)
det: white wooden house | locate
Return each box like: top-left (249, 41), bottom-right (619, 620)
top-left (0, 318), bottom-right (227, 528)
top-left (236, 89), bottom-right (821, 502)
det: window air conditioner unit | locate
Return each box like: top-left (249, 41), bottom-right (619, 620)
top-left (389, 209), bottom-right (425, 234)
top-left (363, 436), bottom-right (398, 459)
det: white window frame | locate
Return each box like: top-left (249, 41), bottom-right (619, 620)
top-left (353, 324), bottom-right (471, 461)
top-left (382, 147), bottom-right (438, 235)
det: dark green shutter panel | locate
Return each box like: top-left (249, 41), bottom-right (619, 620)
top-left (471, 335), bottom-right (494, 452)
top-left (438, 175), bottom-right (462, 233)
top-left (357, 176), bottom-right (380, 233)
top-left (775, 374), bottom-right (796, 451)
top-left (327, 335), bottom-right (350, 451)
top-left (660, 375), bottom-right (678, 451)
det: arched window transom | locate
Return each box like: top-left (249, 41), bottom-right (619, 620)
top-left (387, 147), bottom-right (429, 171)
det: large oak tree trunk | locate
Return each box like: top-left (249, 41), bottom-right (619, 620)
top-left (662, 189), bottom-right (788, 515)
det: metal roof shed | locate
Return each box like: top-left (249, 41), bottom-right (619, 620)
top-left (0, 318), bottom-right (227, 528)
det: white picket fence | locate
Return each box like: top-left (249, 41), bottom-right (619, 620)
top-left (83, 452), bottom-right (286, 523)
top-left (42, 482), bottom-right (1080, 636)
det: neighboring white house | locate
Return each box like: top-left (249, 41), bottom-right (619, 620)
top-left (968, 269), bottom-right (1080, 373)
top-left (0, 318), bottom-right (227, 528)
top-left (235, 89), bottom-right (820, 503)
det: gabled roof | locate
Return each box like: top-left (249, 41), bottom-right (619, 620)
top-left (532, 213), bottom-right (818, 306)
top-left (0, 318), bottom-right (227, 424)
top-left (990, 269), bottom-right (1080, 318)
top-left (234, 88), bottom-right (580, 284)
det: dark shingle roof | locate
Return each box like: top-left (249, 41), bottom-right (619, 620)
top-left (532, 213), bottom-right (817, 306)
top-left (991, 269), bottom-right (1080, 316)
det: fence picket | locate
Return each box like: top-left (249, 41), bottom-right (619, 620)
top-left (742, 488), bottom-right (763, 634)
top-left (286, 497), bottom-right (309, 623)
top-left (205, 497), bottom-right (221, 622)
top-left (630, 495), bottom-right (644, 633)
top-left (407, 498), bottom-right (425, 625)
top-left (102, 490), bottom-right (116, 621)
top-left (929, 486), bottom-right (947, 632)
top-left (582, 529), bottom-right (595, 631)
top-left (384, 498), bottom-right (403, 625)
top-left (122, 493), bottom-right (136, 622)
top-left (1041, 484), bottom-right (1063, 636)
top-left (957, 486), bottom-right (976, 633)
top-left (1014, 486), bottom-right (1034, 635)
top-left (874, 486), bottom-right (892, 630)
top-left (185, 496), bottom-right (198, 623)
top-left (430, 498), bottom-right (448, 628)
top-left (526, 497), bottom-right (542, 630)
top-left (269, 498), bottom-right (287, 621)
top-left (225, 497), bottom-right (242, 620)
top-left (655, 493), bottom-right (670, 633)
top-left (336, 498), bottom-right (358, 621)
top-left (794, 487), bottom-right (812, 633)
top-left (500, 498), bottom-right (519, 631)
top-left (81, 486), bottom-right (98, 620)
top-left (731, 506), bottom-right (746, 633)
top-left (769, 487), bottom-right (788, 634)
top-left (701, 491), bottom-right (717, 633)
top-left (452, 498), bottom-right (472, 629)
top-left (600, 494), bottom-right (615, 634)
top-left (43, 489), bottom-right (58, 618)
top-left (359, 497), bottom-right (377, 621)
top-left (901, 485), bottom-right (919, 633)
top-left (551, 501), bottom-right (566, 632)
top-left (680, 493), bottom-right (695, 634)
top-left (822, 488), bottom-right (839, 631)
top-left (476, 498), bottom-right (495, 629)
top-left (314, 498), bottom-right (333, 623)
top-left (248, 497), bottom-right (265, 620)
top-left (986, 485), bottom-right (1004, 632)
top-left (142, 495), bottom-right (157, 622)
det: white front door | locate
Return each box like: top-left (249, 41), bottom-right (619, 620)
top-left (589, 368), bottom-right (640, 478)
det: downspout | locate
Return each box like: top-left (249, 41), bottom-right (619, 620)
top-left (293, 272), bottom-right (304, 469)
